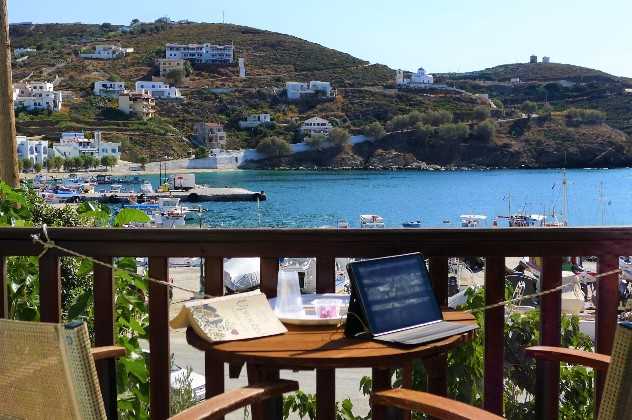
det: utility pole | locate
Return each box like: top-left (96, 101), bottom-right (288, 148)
top-left (0, 0), bottom-right (18, 187)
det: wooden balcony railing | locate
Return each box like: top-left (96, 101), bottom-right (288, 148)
top-left (0, 227), bottom-right (628, 419)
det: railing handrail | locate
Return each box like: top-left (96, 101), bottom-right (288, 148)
top-left (2, 226), bottom-right (632, 257)
top-left (0, 226), bottom-right (625, 420)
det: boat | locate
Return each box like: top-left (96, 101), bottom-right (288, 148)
top-left (460, 214), bottom-right (487, 228)
top-left (498, 213), bottom-right (546, 227)
top-left (156, 197), bottom-right (186, 227)
top-left (140, 181), bottom-right (154, 194)
top-left (108, 184), bottom-right (124, 194)
top-left (336, 219), bottom-right (350, 229)
top-left (402, 220), bottom-right (422, 228)
top-left (360, 214), bottom-right (384, 229)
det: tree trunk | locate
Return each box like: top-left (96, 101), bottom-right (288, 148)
top-left (0, 0), bottom-right (17, 187)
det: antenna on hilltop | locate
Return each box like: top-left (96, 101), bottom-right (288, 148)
top-left (222, 11), bottom-right (225, 24)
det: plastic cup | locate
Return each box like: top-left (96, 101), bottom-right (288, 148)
top-left (275, 271), bottom-right (304, 315)
top-left (312, 299), bottom-right (340, 319)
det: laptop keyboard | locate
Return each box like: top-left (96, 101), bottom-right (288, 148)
top-left (378, 321), bottom-right (474, 344)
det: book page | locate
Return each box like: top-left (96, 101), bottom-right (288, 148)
top-left (171, 291), bottom-right (287, 342)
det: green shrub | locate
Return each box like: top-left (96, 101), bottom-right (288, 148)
top-left (256, 136), bottom-right (292, 157)
top-left (327, 127), bottom-right (350, 147)
top-left (473, 120), bottom-right (497, 142)
top-left (421, 110), bottom-right (453, 126)
top-left (363, 122), bottom-right (385, 140)
top-left (473, 106), bottom-right (491, 122)
top-left (436, 123), bottom-right (470, 142)
top-left (565, 108), bottom-right (606, 125)
top-left (305, 133), bottom-right (327, 150)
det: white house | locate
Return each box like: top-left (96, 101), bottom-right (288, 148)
top-left (50, 131), bottom-right (120, 160)
top-left (13, 81), bottom-right (62, 112)
top-left (397, 67), bottom-right (434, 89)
top-left (14, 47), bottom-right (36, 57)
top-left (80, 45), bottom-right (132, 59)
top-left (93, 80), bottom-right (126, 97)
top-left (286, 81), bottom-right (335, 101)
top-left (135, 81), bottom-right (182, 99)
top-left (300, 117), bottom-right (332, 136)
top-left (165, 43), bottom-right (234, 64)
top-left (239, 113), bottom-right (271, 129)
top-left (16, 136), bottom-right (48, 165)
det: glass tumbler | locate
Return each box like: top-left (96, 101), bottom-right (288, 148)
top-left (275, 271), bottom-right (304, 315)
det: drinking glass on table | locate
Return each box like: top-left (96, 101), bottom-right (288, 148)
top-left (276, 271), bottom-right (304, 315)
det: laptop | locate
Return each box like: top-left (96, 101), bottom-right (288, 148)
top-left (345, 253), bottom-right (477, 345)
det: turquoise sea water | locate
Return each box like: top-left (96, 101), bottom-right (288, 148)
top-left (130, 169), bottom-right (631, 228)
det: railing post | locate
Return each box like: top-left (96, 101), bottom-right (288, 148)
top-left (484, 256), bottom-right (504, 415)
top-left (536, 256), bottom-right (562, 420)
top-left (148, 257), bottom-right (170, 420)
top-left (260, 257), bottom-right (278, 298)
top-left (596, 255), bottom-right (619, 412)
top-left (94, 257), bottom-right (117, 420)
top-left (429, 256), bottom-right (448, 306)
top-left (316, 256), bottom-right (336, 420)
top-left (427, 257), bottom-right (448, 397)
top-left (204, 257), bottom-right (225, 408)
top-left (0, 256), bottom-right (7, 318)
top-left (254, 257), bottom-right (281, 419)
top-left (39, 254), bottom-right (61, 323)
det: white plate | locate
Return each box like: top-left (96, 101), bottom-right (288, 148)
top-left (269, 293), bottom-right (350, 326)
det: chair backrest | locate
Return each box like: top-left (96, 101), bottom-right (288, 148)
top-left (0, 319), bottom-right (106, 420)
top-left (598, 321), bottom-right (632, 420)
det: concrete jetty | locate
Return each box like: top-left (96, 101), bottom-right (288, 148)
top-left (79, 187), bottom-right (266, 204)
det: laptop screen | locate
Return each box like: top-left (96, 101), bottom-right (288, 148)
top-left (348, 254), bottom-right (443, 335)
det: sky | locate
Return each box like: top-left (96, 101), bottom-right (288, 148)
top-left (10, 0), bottom-right (632, 77)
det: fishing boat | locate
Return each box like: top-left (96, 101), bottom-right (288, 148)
top-left (402, 220), bottom-right (422, 228)
top-left (360, 214), bottom-right (384, 228)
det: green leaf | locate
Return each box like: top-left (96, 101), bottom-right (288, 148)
top-left (113, 208), bottom-right (150, 227)
top-left (68, 289), bottom-right (92, 319)
top-left (121, 358), bottom-right (149, 383)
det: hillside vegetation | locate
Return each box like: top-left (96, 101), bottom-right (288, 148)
top-left (10, 22), bottom-right (632, 167)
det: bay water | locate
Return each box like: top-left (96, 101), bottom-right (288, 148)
top-left (134, 169), bottom-right (631, 228)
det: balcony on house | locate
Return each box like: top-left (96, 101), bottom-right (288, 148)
top-left (0, 226), bottom-right (627, 420)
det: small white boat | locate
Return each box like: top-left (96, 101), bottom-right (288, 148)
top-left (360, 214), bottom-right (384, 229)
top-left (108, 184), bottom-right (124, 194)
top-left (140, 181), bottom-right (154, 194)
top-left (460, 214), bottom-right (487, 228)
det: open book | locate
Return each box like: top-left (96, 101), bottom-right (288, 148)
top-left (0, 319), bottom-right (106, 420)
top-left (170, 291), bottom-right (287, 342)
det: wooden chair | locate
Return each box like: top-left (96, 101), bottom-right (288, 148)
top-left (0, 319), bottom-right (297, 420)
top-left (371, 322), bottom-right (632, 420)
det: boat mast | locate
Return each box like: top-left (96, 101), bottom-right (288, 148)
top-left (562, 168), bottom-right (568, 226)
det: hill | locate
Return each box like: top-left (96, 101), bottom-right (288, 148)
top-left (247, 115), bottom-right (631, 170)
top-left (9, 22), bottom-right (632, 167)
top-left (438, 62), bottom-right (621, 83)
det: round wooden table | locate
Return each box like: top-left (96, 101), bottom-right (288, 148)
top-left (186, 311), bottom-right (476, 420)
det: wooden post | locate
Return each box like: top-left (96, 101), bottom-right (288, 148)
top-left (483, 256), bottom-right (505, 415)
top-left (204, 257), bottom-right (225, 410)
top-left (427, 257), bottom-right (448, 399)
top-left (536, 256), bottom-right (562, 420)
top-left (93, 257), bottom-right (117, 420)
top-left (0, 256), bottom-right (7, 318)
top-left (148, 257), bottom-right (170, 420)
top-left (0, 0), bottom-right (18, 187)
top-left (39, 254), bottom-right (61, 323)
top-left (316, 256), bottom-right (336, 420)
top-left (595, 255), bottom-right (619, 413)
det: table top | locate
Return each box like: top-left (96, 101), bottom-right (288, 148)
top-left (186, 311), bottom-right (477, 369)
